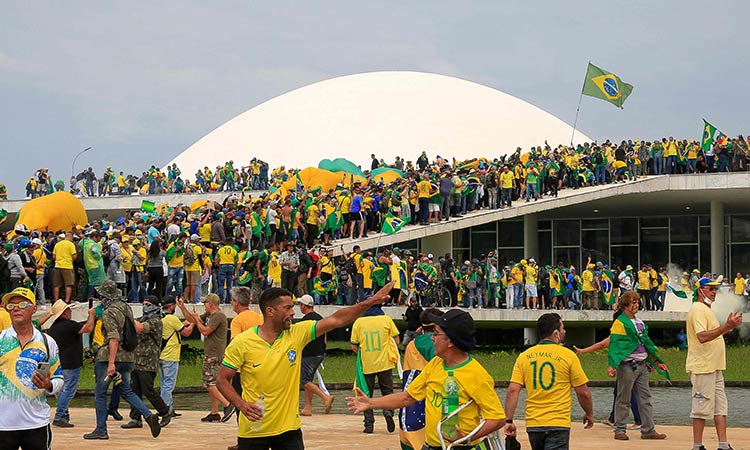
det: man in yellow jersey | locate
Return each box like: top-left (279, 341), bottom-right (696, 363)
top-left (217, 241), bottom-right (239, 304)
top-left (158, 295), bottom-right (193, 424)
top-left (524, 258), bottom-right (539, 310)
top-left (31, 238), bottom-right (47, 306)
top-left (183, 235), bottom-right (204, 303)
top-left (505, 313), bottom-right (594, 450)
top-left (347, 309), bottom-right (505, 449)
top-left (416, 175), bottom-right (432, 225)
top-left (217, 281), bottom-right (394, 450)
top-left (351, 302), bottom-right (400, 434)
top-left (52, 232), bottom-right (78, 302)
top-left (165, 233), bottom-right (186, 298)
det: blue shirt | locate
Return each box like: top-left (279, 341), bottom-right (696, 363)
top-left (350, 195), bottom-right (363, 213)
top-left (147, 226), bottom-right (160, 244)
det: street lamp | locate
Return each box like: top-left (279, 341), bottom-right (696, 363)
top-left (71, 146), bottom-right (93, 178)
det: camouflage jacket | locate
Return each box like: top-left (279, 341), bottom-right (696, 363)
top-left (134, 314), bottom-right (163, 372)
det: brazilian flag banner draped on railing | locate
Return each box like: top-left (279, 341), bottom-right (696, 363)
top-left (582, 62), bottom-right (633, 108)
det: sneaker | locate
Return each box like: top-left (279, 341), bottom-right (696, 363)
top-left (120, 420), bottom-right (142, 429)
top-left (83, 430), bottom-right (109, 440)
top-left (172, 411), bottom-right (182, 417)
top-left (363, 425), bottom-right (373, 434)
top-left (614, 432), bottom-right (629, 440)
top-left (52, 419), bottom-right (74, 428)
top-left (160, 407), bottom-right (174, 427)
top-left (640, 431), bottom-right (666, 440)
top-left (385, 415), bottom-right (395, 433)
top-left (221, 404), bottom-right (236, 423)
top-left (107, 409), bottom-right (123, 421)
top-left (145, 414), bottom-right (161, 438)
top-left (201, 413), bottom-right (221, 423)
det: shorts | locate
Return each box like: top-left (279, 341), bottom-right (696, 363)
top-left (525, 284), bottom-right (538, 297)
top-left (54, 268), bottom-right (75, 287)
top-left (690, 371), bottom-right (727, 419)
top-left (202, 356), bottom-right (221, 387)
top-left (300, 354), bottom-right (325, 387)
top-left (185, 270), bottom-right (200, 286)
top-left (348, 211), bottom-right (363, 222)
top-left (428, 203), bottom-right (440, 212)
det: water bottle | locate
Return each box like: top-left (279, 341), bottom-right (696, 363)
top-left (249, 395), bottom-right (265, 432)
top-left (441, 371), bottom-right (460, 438)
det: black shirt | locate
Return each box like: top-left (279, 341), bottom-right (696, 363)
top-left (47, 318), bottom-right (84, 369)
top-left (301, 312), bottom-right (325, 357)
top-left (404, 305), bottom-right (423, 331)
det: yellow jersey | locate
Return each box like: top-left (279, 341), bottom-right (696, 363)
top-left (230, 310), bottom-right (264, 339)
top-left (0, 308), bottom-right (11, 330)
top-left (53, 239), bottom-right (77, 269)
top-left (184, 243), bottom-right (203, 272)
top-left (406, 356), bottom-right (505, 447)
top-left (417, 180), bottom-right (432, 198)
top-left (510, 341), bottom-right (589, 428)
top-left (160, 314), bottom-right (185, 362)
top-left (218, 245), bottom-right (238, 266)
top-left (221, 321), bottom-right (316, 438)
top-left (361, 258), bottom-right (374, 289)
top-left (32, 248), bottom-right (47, 275)
top-left (350, 315), bottom-right (399, 374)
top-left (305, 204), bottom-right (320, 226)
top-left (166, 242), bottom-right (184, 268)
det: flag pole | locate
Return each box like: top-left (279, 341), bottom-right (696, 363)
top-left (570, 62), bottom-right (590, 146)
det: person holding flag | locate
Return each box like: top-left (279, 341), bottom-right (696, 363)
top-left (607, 290), bottom-right (668, 441)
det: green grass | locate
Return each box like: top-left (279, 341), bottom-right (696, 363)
top-left (75, 341), bottom-right (750, 390)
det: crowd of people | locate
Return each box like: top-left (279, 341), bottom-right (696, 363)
top-left (3, 133), bottom-right (748, 206)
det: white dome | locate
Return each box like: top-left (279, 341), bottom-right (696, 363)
top-left (168, 71), bottom-right (591, 177)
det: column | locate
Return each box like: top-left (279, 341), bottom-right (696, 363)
top-left (710, 200), bottom-right (725, 276)
top-left (524, 213), bottom-right (539, 259)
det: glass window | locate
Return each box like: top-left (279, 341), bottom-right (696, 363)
top-left (473, 222), bottom-right (497, 232)
top-left (641, 217), bottom-right (668, 228)
top-left (611, 218), bottom-right (638, 245)
top-left (498, 221), bottom-right (523, 247)
top-left (554, 220), bottom-right (580, 246)
top-left (611, 246), bottom-right (638, 270)
top-left (582, 218), bottom-right (609, 229)
top-left (731, 216), bottom-right (750, 243)
top-left (699, 215), bottom-right (710, 226)
top-left (538, 231), bottom-right (552, 267)
top-left (554, 247), bottom-right (580, 269)
top-left (471, 232), bottom-right (497, 260)
top-left (453, 228), bottom-right (470, 249)
top-left (670, 245), bottom-right (698, 274)
top-left (538, 220), bottom-right (552, 231)
top-left (582, 230), bottom-right (609, 265)
top-left (670, 216), bottom-right (698, 244)
top-left (641, 228), bottom-right (668, 268)
top-left (497, 248), bottom-right (524, 266)
top-left (453, 249), bottom-right (470, 266)
top-left (731, 244), bottom-right (750, 278)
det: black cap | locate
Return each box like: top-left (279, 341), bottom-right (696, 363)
top-left (426, 309), bottom-right (476, 352)
top-left (161, 295), bottom-right (176, 306)
top-left (144, 295), bottom-right (161, 306)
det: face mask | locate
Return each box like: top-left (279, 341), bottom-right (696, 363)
top-left (143, 303), bottom-right (161, 318)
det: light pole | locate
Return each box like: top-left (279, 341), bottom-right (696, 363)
top-left (71, 146), bottom-right (92, 178)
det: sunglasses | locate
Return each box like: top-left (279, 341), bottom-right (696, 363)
top-left (6, 301), bottom-right (34, 311)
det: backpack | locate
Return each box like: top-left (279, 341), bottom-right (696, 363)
top-left (121, 316), bottom-right (138, 352)
top-left (656, 273), bottom-right (663, 286)
top-left (183, 244), bottom-right (196, 267)
top-left (344, 255), bottom-right (358, 276)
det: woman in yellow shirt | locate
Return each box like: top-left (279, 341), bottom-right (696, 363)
top-left (318, 248), bottom-right (336, 304)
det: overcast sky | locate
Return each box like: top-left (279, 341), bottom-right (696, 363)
top-left (1, 1), bottom-right (748, 198)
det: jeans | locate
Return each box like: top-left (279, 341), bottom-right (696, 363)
top-left (564, 288), bottom-right (581, 309)
top-left (35, 273), bottom-right (46, 305)
top-left (595, 166), bottom-right (606, 184)
top-left (165, 267), bottom-right (184, 296)
top-left (513, 283), bottom-right (524, 308)
top-left (500, 187), bottom-right (513, 207)
top-left (667, 155), bottom-right (677, 174)
top-left (218, 265), bottom-right (235, 302)
top-left (128, 271), bottom-right (145, 303)
top-left (653, 290), bottom-right (665, 311)
top-left (687, 158), bottom-right (697, 173)
top-left (487, 187), bottom-right (498, 209)
top-left (705, 155), bottom-right (715, 172)
top-left (440, 194), bottom-right (452, 219)
top-left (487, 282), bottom-right (498, 308)
top-left (652, 156), bottom-right (663, 175)
top-left (527, 428), bottom-right (571, 450)
top-left (55, 367), bottom-right (81, 421)
top-left (525, 182), bottom-right (538, 201)
top-left (159, 360), bottom-right (180, 408)
top-left (94, 361), bottom-right (152, 432)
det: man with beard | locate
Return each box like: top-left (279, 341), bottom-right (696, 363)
top-left (217, 281), bottom-right (394, 450)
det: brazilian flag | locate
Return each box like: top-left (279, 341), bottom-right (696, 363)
top-left (701, 119), bottom-right (728, 151)
top-left (381, 211), bottom-right (406, 235)
top-left (609, 314), bottom-right (670, 381)
top-left (0, 209), bottom-right (7, 225)
top-left (354, 348), bottom-right (370, 397)
top-left (601, 269), bottom-right (616, 305)
top-left (582, 62), bottom-right (633, 108)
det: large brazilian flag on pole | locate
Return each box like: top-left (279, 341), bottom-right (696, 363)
top-left (582, 63), bottom-right (633, 108)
